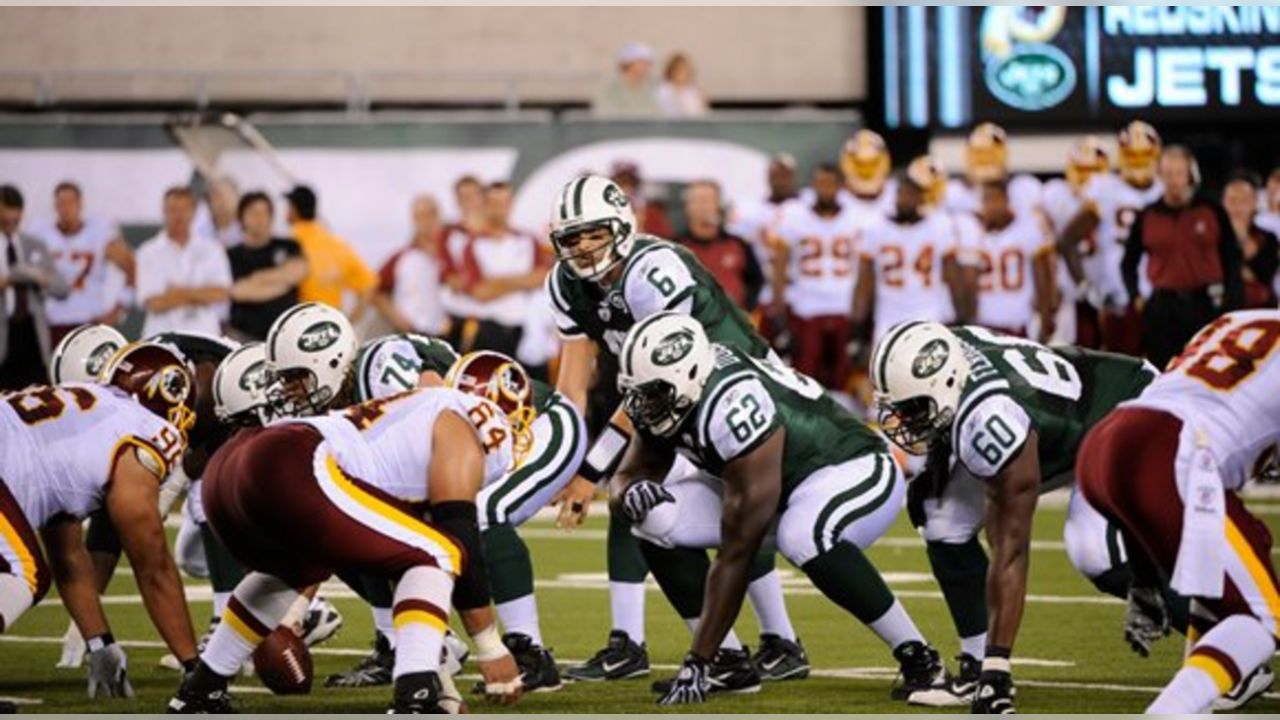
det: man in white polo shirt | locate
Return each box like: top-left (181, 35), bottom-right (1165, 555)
top-left (136, 186), bottom-right (232, 337)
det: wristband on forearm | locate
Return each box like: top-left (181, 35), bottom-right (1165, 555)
top-left (578, 423), bottom-right (630, 484)
top-left (86, 632), bottom-right (116, 652)
top-left (982, 645), bottom-right (1011, 674)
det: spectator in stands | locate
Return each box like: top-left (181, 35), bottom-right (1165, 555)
top-left (440, 175), bottom-right (488, 348)
top-left (1259, 167), bottom-right (1280, 235)
top-left (34, 181), bottom-right (134, 342)
top-left (135, 186), bottom-right (232, 338)
top-left (1122, 146), bottom-right (1243, 367)
top-left (676, 179), bottom-right (763, 311)
top-left (373, 194), bottom-right (447, 336)
top-left (193, 176), bottom-right (243, 247)
top-left (226, 191), bottom-right (308, 340)
top-left (286, 184), bottom-right (376, 320)
top-left (611, 161), bottom-right (674, 237)
top-left (1222, 171), bottom-right (1278, 309)
top-left (592, 42), bottom-right (662, 118)
top-left (454, 181), bottom-right (551, 357)
top-left (656, 52), bottom-right (708, 118)
top-left (0, 185), bottom-right (68, 390)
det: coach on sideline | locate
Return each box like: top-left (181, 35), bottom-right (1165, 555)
top-left (1122, 145), bottom-right (1243, 368)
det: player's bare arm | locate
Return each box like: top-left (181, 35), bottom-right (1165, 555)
top-left (552, 337), bottom-right (608, 527)
top-left (107, 448), bottom-right (198, 664)
top-left (851, 256), bottom-right (876, 327)
top-left (1055, 206), bottom-right (1100, 285)
top-left (41, 518), bottom-right (111, 640)
top-left (428, 410), bottom-right (522, 706)
top-left (230, 257), bottom-right (307, 302)
top-left (1032, 248), bottom-right (1058, 342)
top-left (943, 254), bottom-right (978, 324)
top-left (690, 429), bottom-right (785, 660)
top-left (983, 429), bottom-right (1041, 654)
top-left (105, 237), bottom-right (136, 284)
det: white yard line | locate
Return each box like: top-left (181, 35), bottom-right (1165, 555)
top-left (0, 695), bottom-right (43, 705)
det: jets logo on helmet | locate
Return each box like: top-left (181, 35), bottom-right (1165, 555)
top-left (549, 174), bottom-right (638, 280)
top-left (298, 321), bottom-right (342, 352)
top-left (49, 323), bottom-right (128, 384)
top-left (618, 312), bottom-right (713, 437)
top-left (213, 343), bottom-right (276, 426)
top-left (870, 321), bottom-right (971, 457)
top-left (911, 338), bottom-right (951, 379)
top-left (265, 302), bottom-right (358, 417)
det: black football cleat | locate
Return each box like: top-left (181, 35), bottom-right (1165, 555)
top-left (503, 632), bottom-right (563, 692)
top-left (325, 633), bottom-right (394, 688)
top-left (890, 640), bottom-right (948, 702)
top-left (652, 646), bottom-right (762, 696)
top-left (751, 634), bottom-right (811, 681)
top-left (389, 671), bottom-right (447, 714)
top-left (564, 630), bottom-right (650, 682)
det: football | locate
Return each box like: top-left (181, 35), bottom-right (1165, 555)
top-left (252, 628), bottom-right (313, 695)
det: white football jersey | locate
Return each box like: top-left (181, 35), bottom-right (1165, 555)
top-left (294, 387), bottom-right (513, 504)
top-left (1124, 310), bottom-right (1280, 491)
top-left (0, 383), bottom-right (184, 528)
top-left (973, 214), bottom-right (1052, 332)
top-left (772, 199), bottom-right (882, 318)
top-left (728, 197), bottom-right (789, 306)
top-left (31, 217), bottom-right (122, 325)
top-left (1081, 174), bottom-right (1164, 302)
top-left (798, 185), bottom-right (897, 218)
top-left (861, 212), bottom-right (967, 343)
top-left (943, 174), bottom-right (1044, 218)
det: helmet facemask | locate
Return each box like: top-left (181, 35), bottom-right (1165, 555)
top-left (268, 366), bottom-right (338, 418)
top-left (878, 395), bottom-right (953, 456)
top-left (622, 377), bottom-right (697, 438)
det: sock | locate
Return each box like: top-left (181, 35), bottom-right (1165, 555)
top-left (801, 543), bottom-right (895, 625)
top-left (1088, 565), bottom-right (1132, 600)
top-left (391, 565), bottom-right (455, 680)
top-left (926, 539), bottom-right (990, 641)
top-left (212, 592), bottom-right (231, 619)
top-left (867, 599), bottom-right (925, 650)
top-left (1148, 615), bottom-right (1277, 713)
top-left (747, 570), bottom-right (797, 641)
top-left (609, 582), bottom-right (647, 643)
top-left (372, 607), bottom-right (396, 647)
top-left (960, 633), bottom-right (987, 660)
top-left (483, 524), bottom-right (536, 603)
top-left (683, 617), bottom-right (743, 650)
top-left (280, 594), bottom-right (310, 630)
top-left (0, 574), bottom-right (34, 633)
top-left (496, 595), bottom-right (543, 645)
top-left (204, 573), bottom-right (298, 677)
top-left (199, 523), bottom-right (246, 598)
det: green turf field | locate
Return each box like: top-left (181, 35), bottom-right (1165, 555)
top-left (3, 497), bottom-right (1279, 714)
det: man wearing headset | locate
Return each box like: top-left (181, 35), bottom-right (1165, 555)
top-left (1122, 145), bottom-right (1244, 368)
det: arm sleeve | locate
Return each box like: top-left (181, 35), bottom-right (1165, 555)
top-left (738, 235), bottom-right (765, 311)
top-left (1121, 208), bottom-right (1147, 303)
top-left (1214, 205), bottom-right (1245, 311)
top-left (954, 393), bottom-right (1033, 480)
top-left (544, 271), bottom-right (584, 339)
top-left (623, 247), bottom-right (697, 320)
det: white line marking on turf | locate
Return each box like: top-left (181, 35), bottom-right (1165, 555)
top-left (0, 696), bottom-right (43, 705)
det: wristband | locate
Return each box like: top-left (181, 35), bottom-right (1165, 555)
top-left (982, 646), bottom-right (1011, 674)
top-left (86, 632), bottom-right (116, 652)
top-left (579, 423), bottom-right (630, 483)
top-left (471, 624), bottom-right (508, 662)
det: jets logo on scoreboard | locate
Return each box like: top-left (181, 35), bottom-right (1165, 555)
top-left (979, 7), bottom-right (1076, 112)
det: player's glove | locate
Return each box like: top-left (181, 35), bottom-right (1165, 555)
top-left (621, 479), bottom-right (674, 524)
top-left (1124, 585), bottom-right (1170, 657)
top-left (971, 669), bottom-right (1016, 714)
top-left (656, 653), bottom-right (711, 706)
top-left (87, 637), bottom-right (134, 699)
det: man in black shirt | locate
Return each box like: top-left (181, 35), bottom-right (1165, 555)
top-left (227, 192), bottom-right (307, 340)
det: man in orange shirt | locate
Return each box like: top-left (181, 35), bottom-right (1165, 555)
top-left (285, 185), bottom-right (376, 321)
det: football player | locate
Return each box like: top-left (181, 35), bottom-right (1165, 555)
top-left (871, 322), bottom-right (1165, 712)
top-left (611, 313), bottom-right (950, 706)
top-left (1041, 136), bottom-right (1112, 347)
top-left (544, 174), bottom-right (808, 687)
top-left (970, 179), bottom-right (1057, 341)
top-left (852, 160), bottom-right (979, 350)
top-left (837, 128), bottom-right (896, 215)
top-left (323, 331), bottom-right (586, 692)
top-left (0, 342), bottom-right (199, 700)
top-left (1078, 310), bottom-right (1280, 713)
top-left (1056, 121), bottom-right (1165, 355)
top-left (942, 122), bottom-right (1044, 219)
top-left (769, 164), bottom-right (882, 392)
top-left (169, 317), bottom-right (523, 713)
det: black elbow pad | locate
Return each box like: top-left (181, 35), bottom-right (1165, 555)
top-left (432, 500), bottom-right (490, 611)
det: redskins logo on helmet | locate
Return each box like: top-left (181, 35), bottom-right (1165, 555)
top-left (1066, 136), bottom-right (1111, 190)
top-left (840, 130), bottom-right (891, 197)
top-left (100, 341), bottom-right (197, 436)
top-left (966, 122), bottom-right (1009, 183)
top-left (906, 155), bottom-right (947, 208)
top-left (445, 350), bottom-right (535, 467)
top-left (1118, 120), bottom-right (1161, 186)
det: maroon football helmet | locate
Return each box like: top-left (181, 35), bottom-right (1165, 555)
top-left (101, 341), bottom-right (198, 437)
top-left (444, 350), bottom-right (535, 462)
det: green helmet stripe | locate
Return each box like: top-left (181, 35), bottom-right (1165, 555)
top-left (571, 176), bottom-right (588, 217)
top-left (875, 320), bottom-right (924, 391)
top-left (267, 302), bottom-right (313, 362)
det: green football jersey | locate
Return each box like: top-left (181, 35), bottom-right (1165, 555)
top-left (352, 333), bottom-right (554, 412)
top-left (949, 326), bottom-right (1156, 483)
top-left (547, 236), bottom-right (770, 360)
top-left (652, 344), bottom-right (885, 498)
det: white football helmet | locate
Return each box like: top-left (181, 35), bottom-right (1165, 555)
top-left (49, 323), bottom-right (127, 384)
top-left (549, 174), bottom-right (638, 279)
top-left (264, 302), bottom-right (358, 416)
top-left (213, 343), bottom-right (276, 426)
top-left (870, 321), bottom-right (971, 457)
top-left (617, 311), bottom-right (714, 437)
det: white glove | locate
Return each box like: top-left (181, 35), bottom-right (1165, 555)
top-left (87, 639), bottom-right (134, 698)
top-left (57, 622), bottom-right (87, 669)
top-left (620, 479), bottom-right (674, 524)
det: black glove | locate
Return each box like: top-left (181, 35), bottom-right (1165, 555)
top-left (621, 479), bottom-right (674, 524)
top-left (1124, 586), bottom-right (1171, 657)
top-left (972, 669), bottom-right (1016, 714)
top-left (656, 653), bottom-right (711, 706)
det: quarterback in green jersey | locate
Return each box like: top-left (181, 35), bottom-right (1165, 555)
top-left (871, 321), bottom-right (1160, 713)
top-left (611, 312), bottom-right (954, 706)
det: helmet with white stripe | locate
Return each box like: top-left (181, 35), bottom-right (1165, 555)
top-left (213, 342), bottom-right (276, 426)
top-left (49, 323), bottom-right (127, 384)
top-left (617, 311), bottom-right (713, 437)
top-left (549, 174), bottom-right (637, 279)
top-left (870, 321), bottom-right (971, 456)
top-left (264, 302), bottom-right (358, 417)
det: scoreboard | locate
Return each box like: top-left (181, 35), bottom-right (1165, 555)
top-left (879, 6), bottom-right (1280, 128)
